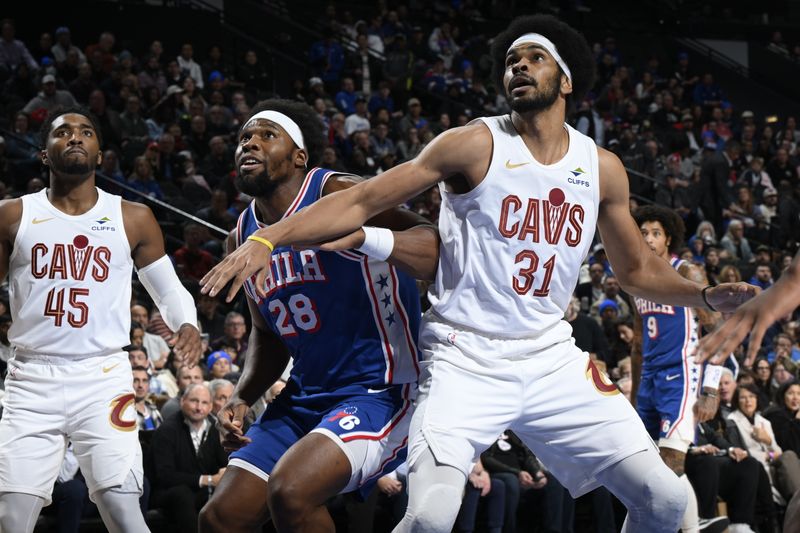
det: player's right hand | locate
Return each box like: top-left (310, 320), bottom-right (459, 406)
top-left (200, 237), bottom-right (271, 302)
top-left (217, 398), bottom-right (252, 452)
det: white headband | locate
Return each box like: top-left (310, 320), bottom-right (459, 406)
top-left (247, 110), bottom-right (306, 150)
top-left (508, 33), bottom-right (572, 83)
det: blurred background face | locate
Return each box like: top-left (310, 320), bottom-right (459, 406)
top-left (737, 388), bottom-right (758, 417)
top-left (132, 369), bottom-right (150, 401)
top-left (784, 384), bottom-right (800, 412)
top-left (719, 373), bottom-right (736, 403)
top-left (181, 385), bottom-right (212, 423)
top-left (212, 381), bottom-right (234, 415)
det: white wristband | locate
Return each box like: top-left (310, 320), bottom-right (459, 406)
top-left (702, 364), bottom-right (723, 389)
top-left (356, 226), bottom-right (394, 261)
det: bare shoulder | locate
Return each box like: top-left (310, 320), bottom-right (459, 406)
top-left (416, 121), bottom-right (493, 180)
top-left (0, 198), bottom-right (23, 239)
top-left (121, 199), bottom-right (156, 222)
top-left (597, 147), bottom-right (629, 203)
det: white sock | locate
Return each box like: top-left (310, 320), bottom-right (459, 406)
top-left (679, 474), bottom-right (700, 533)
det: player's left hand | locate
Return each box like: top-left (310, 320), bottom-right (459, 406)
top-left (170, 324), bottom-right (202, 367)
top-left (692, 393), bottom-right (719, 423)
top-left (703, 282), bottom-right (760, 314)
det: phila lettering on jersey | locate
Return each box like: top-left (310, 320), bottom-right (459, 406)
top-left (428, 116), bottom-right (599, 342)
top-left (633, 258), bottom-right (700, 370)
top-left (236, 168), bottom-right (421, 392)
top-left (8, 188), bottom-right (134, 357)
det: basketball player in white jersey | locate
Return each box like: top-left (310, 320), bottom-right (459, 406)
top-left (200, 15), bottom-right (757, 533)
top-left (0, 107), bottom-right (202, 533)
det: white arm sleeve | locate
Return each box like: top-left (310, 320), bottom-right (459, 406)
top-left (137, 255), bottom-right (198, 332)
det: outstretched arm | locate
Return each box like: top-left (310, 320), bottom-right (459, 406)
top-left (697, 253), bottom-right (800, 365)
top-left (201, 123), bottom-right (491, 301)
top-left (596, 149), bottom-right (756, 311)
top-left (124, 201), bottom-right (202, 365)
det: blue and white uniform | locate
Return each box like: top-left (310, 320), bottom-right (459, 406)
top-left (229, 167), bottom-right (420, 497)
top-left (634, 257), bottom-right (701, 452)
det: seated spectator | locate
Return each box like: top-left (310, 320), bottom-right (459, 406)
top-left (720, 219), bottom-right (754, 264)
top-left (21, 74), bottom-right (76, 121)
top-left (719, 367), bottom-right (738, 419)
top-left (767, 333), bottom-right (800, 364)
top-left (210, 311), bottom-right (248, 364)
top-left (687, 412), bottom-right (767, 533)
top-left (208, 378), bottom-right (234, 417)
top-left (728, 383), bottom-right (800, 503)
top-left (196, 291), bottom-right (227, 342)
top-left (752, 357), bottom-right (774, 405)
top-left (764, 381), bottom-right (800, 466)
top-left (589, 274), bottom-right (631, 324)
top-left (173, 223), bottom-right (216, 282)
top-left (205, 350), bottom-right (233, 380)
top-left (133, 365), bottom-right (163, 431)
top-left (131, 303), bottom-right (170, 369)
top-left (126, 343), bottom-right (167, 397)
top-left (482, 430), bottom-right (571, 533)
top-left (565, 296), bottom-right (610, 368)
top-left (748, 262), bottom-right (774, 291)
top-left (719, 264), bottom-right (742, 283)
top-left (149, 383), bottom-right (227, 533)
top-left (127, 155), bottom-right (163, 200)
top-left (455, 458), bottom-right (504, 533)
top-left (161, 364), bottom-right (205, 420)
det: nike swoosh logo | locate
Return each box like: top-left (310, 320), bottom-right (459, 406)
top-left (32, 217), bottom-right (55, 224)
top-left (102, 362), bottom-right (121, 373)
top-left (505, 159), bottom-right (530, 169)
top-left (665, 374), bottom-right (681, 381)
top-left (367, 387), bottom-right (389, 394)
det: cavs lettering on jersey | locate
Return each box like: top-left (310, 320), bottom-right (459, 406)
top-left (428, 116), bottom-right (599, 340)
top-left (236, 168), bottom-right (421, 393)
top-left (8, 188), bottom-right (133, 356)
top-left (634, 257), bottom-right (700, 370)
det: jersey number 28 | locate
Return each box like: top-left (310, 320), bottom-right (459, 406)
top-left (269, 294), bottom-right (321, 337)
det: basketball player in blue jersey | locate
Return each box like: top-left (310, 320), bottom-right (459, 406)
top-left (198, 99), bottom-right (438, 533)
top-left (0, 107), bottom-right (201, 532)
top-left (631, 206), bottom-right (729, 533)
top-left (201, 16), bottom-right (758, 533)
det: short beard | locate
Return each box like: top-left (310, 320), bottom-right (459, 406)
top-left (60, 161), bottom-right (92, 176)
top-left (509, 73), bottom-right (561, 114)
top-left (235, 169), bottom-right (278, 198)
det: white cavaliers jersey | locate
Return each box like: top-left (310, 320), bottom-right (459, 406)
top-left (8, 188), bottom-right (134, 357)
top-left (428, 116), bottom-right (599, 340)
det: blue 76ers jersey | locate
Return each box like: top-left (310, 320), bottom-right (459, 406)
top-left (633, 257), bottom-right (699, 370)
top-left (235, 167), bottom-right (421, 394)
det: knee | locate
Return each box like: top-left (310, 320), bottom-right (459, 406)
top-left (640, 465), bottom-right (687, 525)
top-left (403, 481), bottom-right (464, 533)
top-left (267, 475), bottom-right (309, 523)
top-left (198, 500), bottom-right (226, 533)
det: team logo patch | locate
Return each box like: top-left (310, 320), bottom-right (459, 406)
top-left (328, 407), bottom-right (361, 430)
top-left (570, 167), bottom-right (586, 177)
top-left (109, 393), bottom-right (137, 432)
top-left (585, 359), bottom-right (620, 396)
top-left (96, 216), bottom-right (111, 224)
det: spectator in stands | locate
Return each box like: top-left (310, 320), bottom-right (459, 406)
top-left (335, 76), bottom-right (358, 115)
top-left (566, 295), bottom-right (610, 368)
top-left (575, 262), bottom-right (606, 313)
top-left (127, 155), bottom-right (163, 200)
top-left (700, 140), bottom-right (740, 234)
top-left (396, 126), bottom-right (423, 163)
top-left (120, 94), bottom-right (150, 164)
top-left (345, 33), bottom-right (381, 95)
top-left (173, 223), bottom-right (216, 282)
top-left (131, 303), bottom-right (170, 369)
top-left (50, 26), bottom-right (85, 68)
top-left (210, 311), bottom-right (248, 364)
top-left (455, 458), bottom-right (504, 533)
top-left (197, 189), bottom-right (235, 232)
top-left (749, 262), bottom-right (774, 291)
top-left (149, 383), bottom-right (227, 533)
top-left (133, 365), bottom-right (163, 431)
top-left (176, 43), bottom-right (203, 90)
top-left (161, 364), bottom-right (205, 420)
top-left (209, 378), bottom-right (234, 417)
top-left (344, 96), bottom-right (371, 135)
top-left (308, 27), bottom-right (345, 91)
top-left (205, 350), bottom-right (233, 380)
top-left (84, 31), bottom-right (116, 75)
top-left (728, 382), bottom-right (800, 503)
top-left (87, 88), bottom-right (123, 152)
top-left (719, 367), bottom-right (738, 420)
top-left (753, 358), bottom-right (774, 403)
top-left (199, 135), bottom-right (235, 190)
top-left (589, 275), bottom-right (631, 324)
top-left (764, 381), bottom-right (800, 464)
top-left (21, 73), bottom-right (77, 121)
top-left (720, 219), bottom-right (754, 264)
top-left (738, 157), bottom-right (774, 203)
top-left (766, 147), bottom-right (799, 185)
top-left (0, 18), bottom-right (38, 78)
top-left (427, 22), bottom-right (459, 69)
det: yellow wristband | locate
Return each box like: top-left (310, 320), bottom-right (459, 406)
top-left (247, 235), bottom-right (275, 252)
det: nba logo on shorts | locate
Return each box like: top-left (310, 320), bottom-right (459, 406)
top-left (661, 419), bottom-right (671, 435)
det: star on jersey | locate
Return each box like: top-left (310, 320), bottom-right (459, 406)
top-left (381, 294), bottom-right (392, 308)
top-left (376, 274), bottom-right (389, 289)
top-left (385, 312), bottom-right (396, 325)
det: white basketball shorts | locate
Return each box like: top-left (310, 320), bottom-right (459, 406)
top-left (407, 315), bottom-right (658, 497)
top-left (0, 351), bottom-right (143, 504)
